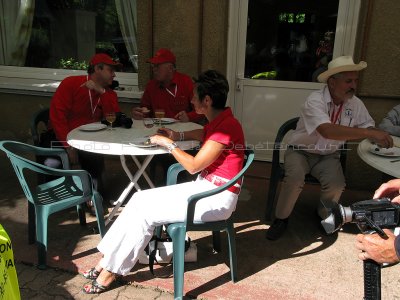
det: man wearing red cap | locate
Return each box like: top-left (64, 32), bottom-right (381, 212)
top-left (132, 48), bottom-right (203, 123)
top-left (49, 53), bottom-right (122, 197)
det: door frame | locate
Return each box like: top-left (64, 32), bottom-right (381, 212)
top-left (226, 0), bottom-right (362, 114)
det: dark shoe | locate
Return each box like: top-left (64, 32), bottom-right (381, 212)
top-left (266, 218), bottom-right (288, 240)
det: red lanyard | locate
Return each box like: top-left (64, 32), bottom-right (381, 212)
top-left (330, 103), bottom-right (343, 125)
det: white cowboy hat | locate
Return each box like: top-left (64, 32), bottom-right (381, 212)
top-left (317, 56), bottom-right (367, 83)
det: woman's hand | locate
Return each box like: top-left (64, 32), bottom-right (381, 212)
top-left (149, 134), bottom-right (173, 148)
top-left (156, 128), bottom-right (179, 141)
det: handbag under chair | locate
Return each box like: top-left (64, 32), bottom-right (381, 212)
top-left (0, 140), bottom-right (106, 269)
top-left (163, 148), bottom-right (254, 300)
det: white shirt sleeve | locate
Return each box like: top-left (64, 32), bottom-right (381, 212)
top-left (301, 90), bottom-right (330, 135)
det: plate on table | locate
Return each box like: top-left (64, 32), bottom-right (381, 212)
top-left (78, 123), bottom-right (107, 131)
top-left (368, 146), bottom-right (400, 157)
top-left (152, 118), bottom-right (177, 124)
top-left (129, 137), bottom-right (158, 148)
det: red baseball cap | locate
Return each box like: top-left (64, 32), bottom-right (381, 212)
top-left (90, 53), bottom-right (122, 68)
top-left (147, 48), bottom-right (176, 64)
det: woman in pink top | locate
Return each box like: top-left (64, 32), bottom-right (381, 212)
top-left (82, 70), bottom-right (245, 294)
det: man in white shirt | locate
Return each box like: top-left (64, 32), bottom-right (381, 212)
top-left (266, 56), bottom-right (393, 240)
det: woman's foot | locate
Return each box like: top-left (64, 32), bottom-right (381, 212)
top-left (82, 279), bottom-right (109, 294)
top-left (82, 269), bottom-right (117, 294)
top-left (82, 267), bottom-right (101, 280)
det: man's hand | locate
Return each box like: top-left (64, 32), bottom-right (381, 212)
top-left (368, 128), bottom-right (393, 148)
top-left (132, 107), bottom-right (144, 120)
top-left (175, 111), bottom-right (189, 122)
top-left (80, 80), bottom-right (105, 94)
top-left (355, 229), bottom-right (399, 264)
top-left (373, 179), bottom-right (400, 203)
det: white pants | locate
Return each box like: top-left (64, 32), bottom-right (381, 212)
top-left (97, 177), bottom-right (238, 275)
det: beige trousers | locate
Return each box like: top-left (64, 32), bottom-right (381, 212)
top-left (274, 148), bottom-right (346, 220)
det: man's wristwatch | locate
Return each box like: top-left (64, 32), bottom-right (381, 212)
top-left (166, 142), bottom-right (179, 153)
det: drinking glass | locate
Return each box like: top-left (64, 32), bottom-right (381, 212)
top-left (154, 109), bottom-right (165, 127)
top-left (106, 112), bottom-right (116, 130)
top-left (143, 118), bottom-right (154, 128)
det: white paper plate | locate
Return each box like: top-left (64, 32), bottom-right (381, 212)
top-left (368, 146), bottom-right (400, 157)
top-left (129, 137), bottom-right (157, 148)
top-left (78, 123), bottom-right (107, 131)
top-left (152, 118), bottom-right (177, 124)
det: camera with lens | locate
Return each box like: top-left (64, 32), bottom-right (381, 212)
top-left (321, 197), bottom-right (400, 236)
top-left (321, 197), bottom-right (400, 300)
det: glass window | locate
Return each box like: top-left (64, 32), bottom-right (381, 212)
top-left (0, 0), bottom-right (137, 73)
top-left (245, 0), bottom-right (339, 82)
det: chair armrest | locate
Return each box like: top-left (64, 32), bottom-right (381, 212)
top-left (166, 163), bottom-right (186, 186)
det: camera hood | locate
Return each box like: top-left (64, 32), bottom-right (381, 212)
top-left (321, 204), bottom-right (353, 234)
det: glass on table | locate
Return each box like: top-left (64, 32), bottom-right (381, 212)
top-left (154, 109), bottom-right (165, 127)
top-left (106, 112), bottom-right (116, 130)
top-left (143, 118), bottom-right (154, 128)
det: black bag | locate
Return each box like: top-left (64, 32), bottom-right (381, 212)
top-left (145, 229), bottom-right (191, 276)
top-left (101, 112), bottom-right (133, 128)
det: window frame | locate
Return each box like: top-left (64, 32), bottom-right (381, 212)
top-left (0, 65), bottom-right (140, 99)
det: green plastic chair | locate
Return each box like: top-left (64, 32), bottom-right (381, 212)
top-left (29, 107), bottom-right (51, 243)
top-left (165, 148), bottom-right (254, 300)
top-left (265, 117), bottom-right (348, 221)
top-left (0, 140), bottom-right (106, 269)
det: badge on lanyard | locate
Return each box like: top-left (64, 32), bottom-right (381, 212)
top-left (344, 108), bottom-right (353, 118)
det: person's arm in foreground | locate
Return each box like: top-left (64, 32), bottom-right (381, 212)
top-left (355, 179), bottom-right (400, 264)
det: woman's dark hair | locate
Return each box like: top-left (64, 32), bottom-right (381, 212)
top-left (193, 70), bottom-right (229, 109)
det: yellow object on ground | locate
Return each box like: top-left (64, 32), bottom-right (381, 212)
top-left (0, 224), bottom-right (20, 300)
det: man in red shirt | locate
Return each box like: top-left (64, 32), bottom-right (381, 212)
top-left (49, 53), bottom-right (122, 194)
top-left (131, 48), bottom-right (203, 123)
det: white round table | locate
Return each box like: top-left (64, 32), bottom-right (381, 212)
top-left (357, 136), bottom-right (400, 178)
top-left (67, 120), bottom-right (202, 156)
top-left (67, 119), bottom-right (202, 225)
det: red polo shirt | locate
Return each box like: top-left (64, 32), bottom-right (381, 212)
top-left (202, 107), bottom-right (245, 180)
top-left (50, 75), bottom-right (120, 146)
top-left (141, 71), bottom-right (203, 122)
